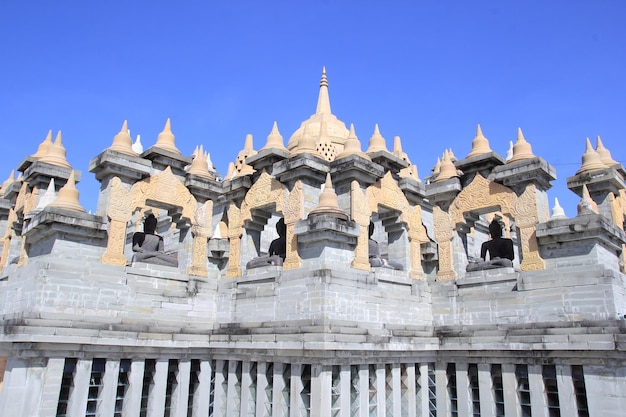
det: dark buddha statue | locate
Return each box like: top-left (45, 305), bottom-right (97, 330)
top-left (132, 214), bottom-right (179, 267)
top-left (246, 218), bottom-right (286, 269)
top-left (466, 218), bottom-right (514, 272)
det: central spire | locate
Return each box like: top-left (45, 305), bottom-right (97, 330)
top-left (315, 67), bottom-right (331, 115)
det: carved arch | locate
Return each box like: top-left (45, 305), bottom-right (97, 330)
top-left (366, 172), bottom-right (429, 278)
top-left (101, 168), bottom-right (211, 276)
top-left (448, 174), bottom-right (517, 225)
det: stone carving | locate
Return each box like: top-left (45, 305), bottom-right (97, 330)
top-left (189, 200), bottom-right (213, 276)
top-left (433, 204), bottom-right (456, 280)
top-left (351, 181), bottom-right (371, 271)
top-left (449, 174), bottom-right (516, 226)
top-left (102, 177), bottom-right (133, 266)
top-left (515, 184), bottom-right (545, 271)
top-left (226, 202), bottom-right (243, 278)
top-left (283, 180), bottom-right (303, 270)
top-left (240, 171), bottom-right (286, 224)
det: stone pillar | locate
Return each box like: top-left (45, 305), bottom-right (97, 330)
top-left (0, 357), bottom-right (49, 417)
top-left (477, 364), bottom-right (495, 417)
top-left (240, 361), bottom-right (253, 417)
top-left (213, 360), bottom-right (227, 417)
top-left (375, 365), bottom-right (385, 417)
top-left (67, 359), bottom-right (92, 417)
top-left (426, 178), bottom-right (462, 280)
top-left (97, 359), bottom-right (120, 417)
top-left (554, 365), bottom-right (577, 417)
top-left (310, 364), bottom-right (331, 417)
top-left (358, 365), bottom-right (369, 417)
top-left (501, 364), bottom-right (521, 417)
top-left (455, 362), bottom-right (472, 417)
top-left (255, 362), bottom-right (269, 417)
top-left (226, 360), bottom-right (241, 417)
top-left (194, 360), bottom-right (213, 417)
top-left (584, 364), bottom-right (626, 417)
top-left (528, 365), bottom-right (548, 417)
top-left (405, 364), bottom-right (417, 417)
top-left (418, 363), bottom-right (431, 417)
top-left (172, 359), bottom-right (191, 417)
top-left (148, 359), bottom-right (169, 416)
top-left (290, 364), bottom-right (304, 416)
top-left (434, 362), bottom-right (449, 417)
top-left (391, 364), bottom-right (402, 417)
top-left (339, 365), bottom-right (351, 417)
top-left (272, 362), bottom-right (288, 417)
top-left (123, 359), bottom-right (145, 416)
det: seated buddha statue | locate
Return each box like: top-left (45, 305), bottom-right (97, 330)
top-left (368, 222), bottom-right (403, 270)
top-left (131, 214), bottom-right (179, 267)
top-left (246, 218), bottom-right (287, 269)
top-left (466, 219), bottom-right (514, 272)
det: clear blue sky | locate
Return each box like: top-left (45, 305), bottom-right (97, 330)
top-left (1, 1), bottom-right (624, 215)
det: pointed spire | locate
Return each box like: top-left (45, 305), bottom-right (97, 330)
top-left (35, 178), bottom-right (56, 210)
top-left (551, 197), bottom-right (567, 219)
top-left (366, 124), bottom-right (388, 153)
top-left (577, 137), bottom-right (607, 175)
top-left (315, 67), bottom-right (331, 115)
top-left (107, 120), bottom-right (137, 156)
top-left (336, 124), bottom-right (370, 160)
top-left (31, 130), bottom-right (54, 159)
top-left (132, 134), bottom-right (143, 154)
top-left (505, 140), bottom-right (514, 162)
top-left (0, 170), bottom-right (15, 193)
top-left (432, 157), bottom-right (441, 176)
top-left (292, 122), bottom-right (320, 156)
top-left (231, 134), bottom-right (257, 177)
top-left (508, 128), bottom-right (535, 163)
top-left (508, 127), bottom-right (535, 162)
top-left (595, 136), bottom-right (618, 166)
top-left (225, 162), bottom-right (235, 181)
top-left (467, 124), bottom-right (492, 158)
top-left (434, 150), bottom-right (459, 182)
top-left (261, 121), bottom-right (287, 151)
top-left (393, 136), bottom-right (410, 162)
top-left (48, 171), bottom-right (86, 212)
top-left (40, 131), bottom-right (72, 168)
top-left (154, 118), bottom-right (181, 154)
top-left (308, 173), bottom-right (348, 220)
top-left (187, 145), bottom-right (212, 178)
top-left (577, 184), bottom-right (599, 215)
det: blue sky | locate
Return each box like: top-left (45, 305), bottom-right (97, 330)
top-left (1, 1), bottom-right (624, 215)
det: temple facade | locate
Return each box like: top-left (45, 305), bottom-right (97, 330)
top-left (0, 69), bottom-right (625, 416)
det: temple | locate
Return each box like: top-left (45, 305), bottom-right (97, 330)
top-left (0, 69), bottom-right (625, 416)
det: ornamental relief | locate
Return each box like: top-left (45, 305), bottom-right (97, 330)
top-left (108, 177), bottom-right (132, 222)
top-left (284, 180), bottom-right (304, 224)
top-left (240, 171), bottom-right (286, 224)
top-left (515, 184), bottom-right (539, 229)
top-left (367, 172), bottom-right (411, 224)
top-left (449, 174), bottom-right (516, 226)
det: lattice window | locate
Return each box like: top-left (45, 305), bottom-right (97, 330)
top-left (281, 364), bottom-right (291, 415)
top-left (218, 361), bottom-right (228, 416)
top-left (571, 365), bottom-right (589, 417)
top-left (187, 360), bottom-right (200, 417)
top-left (368, 364), bottom-right (377, 415)
top-left (331, 365), bottom-right (341, 417)
top-left (428, 364), bottom-right (437, 417)
top-left (350, 365), bottom-right (360, 417)
top-left (164, 359), bottom-right (179, 417)
top-left (300, 364), bottom-right (311, 415)
top-left (491, 364), bottom-right (505, 417)
top-left (542, 365), bottom-right (560, 417)
top-left (139, 359), bottom-right (156, 417)
top-left (515, 365), bottom-right (531, 417)
top-left (85, 359), bottom-right (106, 417)
top-left (115, 359), bottom-right (131, 417)
top-left (209, 360), bottom-right (216, 417)
top-left (447, 363), bottom-right (458, 417)
top-left (468, 364), bottom-right (481, 417)
top-left (316, 140), bottom-right (337, 162)
top-left (55, 358), bottom-right (77, 417)
top-left (232, 361), bottom-right (242, 417)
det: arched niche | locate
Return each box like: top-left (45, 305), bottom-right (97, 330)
top-left (101, 167), bottom-right (212, 277)
top-left (226, 171), bottom-right (288, 278)
top-left (365, 172), bottom-right (429, 278)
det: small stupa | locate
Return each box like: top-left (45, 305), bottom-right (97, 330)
top-left (466, 124), bottom-right (492, 158)
top-left (48, 171), bottom-right (86, 212)
top-left (366, 124), bottom-right (388, 154)
top-left (508, 128), bottom-right (535, 163)
top-left (260, 121), bottom-right (288, 152)
top-left (40, 131), bottom-right (72, 168)
top-left (308, 174), bottom-right (348, 220)
top-left (576, 137), bottom-right (607, 175)
top-left (154, 118), bottom-right (181, 154)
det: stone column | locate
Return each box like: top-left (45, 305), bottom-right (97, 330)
top-left (172, 359), bottom-right (191, 417)
top-left (555, 365), bottom-right (577, 417)
top-left (418, 363), bottom-right (431, 417)
top-left (67, 359), bottom-right (92, 417)
top-left (123, 359), bottom-right (145, 416)
top-left (477, 364), bottom-right (495, 417)
top-left (405, 364), bottom-right (417, 417)
top-left (97, 359), bottom-right (120, 417)
top-left (226, 360), bottom-right (240, 417)
top-left (583, 364), bottom-right (626, 417)
top-left (434, 362), bottom-right (449, 417)
top-left (272, 362), bottom-right (288, 417)
top-left (310, 364), bottom-right (331, 417)
top-left (213, 360), bottom-right (227, 417)
top-left (358, 365), bottom-right (369, 417)
top-left (375, 365), bottom-right (385, 417)
top-left (0, 357), bottom-right (49, 417)
top-left (290, 363), bottom-right (304, 416)
top-left (528, 365), bottom-right (548, 417)
top-left (194, 360), bottom-right (213, 417)
top-left (148, 359), bottom-right (169, 416)
top-left (255, 362), bottom-right (270, 417)
top-left (501, 364), bottom-right (520, 417)
top-left (391, 364), bottom-right (402, 417)
top-left (339, 365), bottom-right (351, 417)
top-left (455, 362), bottom-right (472, 417)
top-left (240, 361), bottom-right (253, 417)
